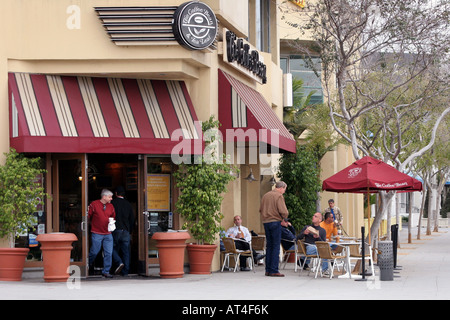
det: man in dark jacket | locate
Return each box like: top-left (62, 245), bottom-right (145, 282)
top-left (281, 219), bottom-right (296, 251)
top-left (111, 186), bottom-right (135, 276)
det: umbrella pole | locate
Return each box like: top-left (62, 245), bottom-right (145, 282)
top-left (367, 187), bottom-right (371, 245)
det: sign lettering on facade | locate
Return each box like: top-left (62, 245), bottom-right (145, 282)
top-left (222, 29), bottom-right (267, 84)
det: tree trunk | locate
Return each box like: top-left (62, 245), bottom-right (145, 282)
top-left (368, 191), bottom-right (395, 247)
top-left (408, 194), bottom-right (413, 244)
top-left (426, 188), bottom-right (433, 236)
top-left (417, 188), bottom-right (427, 240)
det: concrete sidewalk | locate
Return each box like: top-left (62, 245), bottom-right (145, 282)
top-left (0, 226), bottom-right (449, 300)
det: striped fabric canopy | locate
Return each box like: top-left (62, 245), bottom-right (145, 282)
top-left (9, 73), bottom-right (201, 154)
top-left (218, 70), bottom-right (296, 153)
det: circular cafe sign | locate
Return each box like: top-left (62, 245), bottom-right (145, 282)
top-left (172, 1), bottom-right (218, 50)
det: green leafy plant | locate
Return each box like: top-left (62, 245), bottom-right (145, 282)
top-left (0, 149), bottom-right (48, 245)
top-left (278, 144), bottom-right (322, 232)
top-left (174, 117), bottom-right (237, 245)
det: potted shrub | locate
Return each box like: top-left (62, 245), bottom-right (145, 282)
top-left (174, 117), bottom-right (237, 274)
top-left (0, 149), bottom-right (48, 281)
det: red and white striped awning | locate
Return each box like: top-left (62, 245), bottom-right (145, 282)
top-left (8, 73), bottom-right (201, 154)
top-left (218, 70), bottom-right (296, 153)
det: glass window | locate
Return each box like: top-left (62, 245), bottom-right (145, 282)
top-left (282, 55), bottom-right (324, 104)
top-left (146, 157), bottom-right (173, 260)
top-left (280, 57), bottom-right (288, 73)
top-left (255, 0), bottom-right (271, 52)
top-left (146, 157), bottom-right (173, 235)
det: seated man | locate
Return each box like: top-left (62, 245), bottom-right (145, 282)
top-left (226, 215), bottom-right (264, 271)
top-left (320, 212), bottom-right (340, 243)
top-left (297, 212), bottom-right (328, 274)
top-left (323, 199), bottom-right (343, 235)
top-left (281, 219), bottom-right (296, 251)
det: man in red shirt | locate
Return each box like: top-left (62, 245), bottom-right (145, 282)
top-left (88, 189), bottom-right (116, 278)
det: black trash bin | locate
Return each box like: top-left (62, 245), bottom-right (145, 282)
top-left (377, 241), bottom-right (394, 281)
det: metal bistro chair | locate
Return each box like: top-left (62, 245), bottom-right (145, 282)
top-left (314, 241), bottom-right (347, 279)
top-left (297, 240), bottom-right (319, 276)
top-left (280, 239), bottom-right (299, 272)
top-left (349, 242), bottom-right (375, 276)
top-left (280, 239), bottom-right (308, 272)
top-left (251, 236), bottom-right (266, 265)
top-left (221, 237), bottom-right (255, 273)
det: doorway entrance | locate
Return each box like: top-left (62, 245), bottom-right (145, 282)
top-left (51, 153), bottom-right (140, 277)
top-left (51, 153), bottom-right (178, 277)
top-left (87, 154), bottom-right (139, 276)
top-left (52, 154), bottom-right (88, 276)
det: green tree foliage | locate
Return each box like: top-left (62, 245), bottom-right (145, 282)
top-left (174, 117), bottom-right (237, 244)
top-left (280, 78), bottom-right (340, 233)
top-left (283, 78), bottom-right (316, 139)
top-left (0, 149), bottom-right (47, 241)
top-left (278, 145), bottom-right (322, 232)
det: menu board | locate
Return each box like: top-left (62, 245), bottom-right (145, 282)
top-left (147, 174), bottom-right (171, 211)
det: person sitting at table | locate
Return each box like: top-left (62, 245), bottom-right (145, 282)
top-left (297, 212), bottom-right (328, 273)
top-left (281, 219), bottom-right (296, 251)
top-left (226, 215), bottom-right (265, 271)
top-left (320, 212), bottom-right (340, 243)
top-left (324, 199), bottom-right (343, 235)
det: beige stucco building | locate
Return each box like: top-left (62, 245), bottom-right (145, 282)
top-left (0, 0), bottom-right (298, 275)
top-left (0, 0), bottom-right (363, 276)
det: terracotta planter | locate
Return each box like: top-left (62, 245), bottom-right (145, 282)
top-left (152, 231), bottom-right (190, 279)
top-left (186, 244), bottom-right (217, 274)
top-left (286, 253), bottom-right (296, 263)
top-left (36, 233), bottom-right (78, 282)
top-left (0, 248), bottom-right (29, 281)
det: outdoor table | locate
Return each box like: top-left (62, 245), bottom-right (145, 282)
top-left (331, 241), bottom-right (363, 279)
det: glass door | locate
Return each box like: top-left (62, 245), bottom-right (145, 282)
top-left (138, 156), bottom-right (175, 276)
top-left (52, 154), bottom-right (88, 277)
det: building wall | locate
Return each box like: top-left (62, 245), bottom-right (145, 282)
top-left (278, 0), bottom-right (317, 41)
top-left (1, 1), bottom-right (288, 271)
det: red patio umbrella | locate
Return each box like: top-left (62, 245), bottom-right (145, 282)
top-left (322, 156), bottom-right (422, 242)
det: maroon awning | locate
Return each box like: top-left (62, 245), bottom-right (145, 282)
top-left (218, 70), bottom-right (296, 153)
top-left (322, 156), bottom-right (423, 193)
top-left (9, 73), bottom-right (201, 154)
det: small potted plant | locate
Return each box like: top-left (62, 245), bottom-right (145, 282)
top-left (174, 117), bottom-right (237, 274)
top-left (0, 149), bottom-right (47, 281)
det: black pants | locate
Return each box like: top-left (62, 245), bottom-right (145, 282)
top-left (234, 240), bottom-right (257, 268)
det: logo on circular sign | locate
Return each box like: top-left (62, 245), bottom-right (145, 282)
top-left (172, 1), bottom-right (218, 50)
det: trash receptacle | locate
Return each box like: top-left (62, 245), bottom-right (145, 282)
top-left (377, 240), bottom-right (394, 281)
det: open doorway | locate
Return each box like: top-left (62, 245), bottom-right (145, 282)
top-left (87, 154), bottom-right (139, 276)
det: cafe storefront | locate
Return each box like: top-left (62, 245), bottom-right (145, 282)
top-left (1, 0), bottom-right (295, 276)
top-left (9, 72), bottom-right (201, 276)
